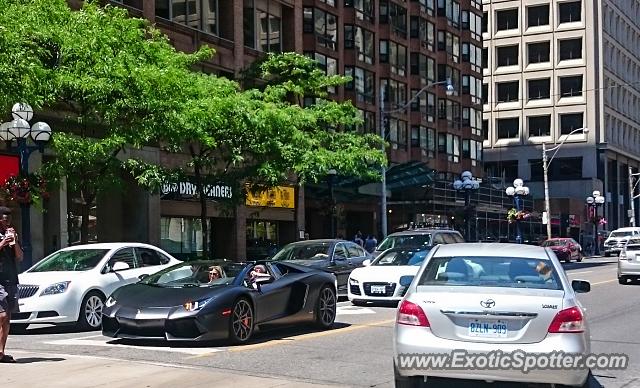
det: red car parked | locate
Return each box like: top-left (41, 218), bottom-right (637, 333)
top-left (541, 238), bottom-right (583, 262)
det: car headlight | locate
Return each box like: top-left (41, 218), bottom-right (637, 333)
top-left (40, 281), bottom-right (71, 296)
top-left (349, 277), bottom-right (359, 286)
top-left (183, 298), bottom-right (212, 312)
top-left (105, 296), bottom-right (117, 308)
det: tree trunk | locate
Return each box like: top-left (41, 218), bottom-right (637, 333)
top-left (80, 201), bottom-right (90, 244)
top-left (191, 149), bottom-right (209, 259)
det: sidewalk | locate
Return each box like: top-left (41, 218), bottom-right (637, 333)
top-left (1, 350), bottom-right (347, 388)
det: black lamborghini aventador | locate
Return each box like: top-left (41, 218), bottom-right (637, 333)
top-left (101, 260), bottom-right (337, 344)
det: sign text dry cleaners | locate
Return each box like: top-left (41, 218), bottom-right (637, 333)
top-left (161, 181), bottom-right (233, 200)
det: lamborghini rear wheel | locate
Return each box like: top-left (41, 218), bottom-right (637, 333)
top-left (314, 285), bottom-right (336, 329)
top-left (229, 298), bottom-right (254, 344)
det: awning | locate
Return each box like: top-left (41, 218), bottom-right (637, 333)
top-left (384, 161), bottom-right (435, 191)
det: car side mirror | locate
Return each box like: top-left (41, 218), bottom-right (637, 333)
top-left (138, 274), bottom-right (149, 281)
top-left (111, 262), bottom-right (130, 272)
top-left (363, 259), bottom-right (371, 266)
top-left (399, 275), bottom-right (415, 287)
top-left (572, 279), bottom-right (591, 293)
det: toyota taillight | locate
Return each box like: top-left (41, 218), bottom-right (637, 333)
top-left (397, 300), bottom-right (430, 326)
top-left (548, 306), bottom-right (585, 333)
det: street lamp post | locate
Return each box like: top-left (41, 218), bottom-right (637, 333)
top-left (327, 169), bottom-right (337, 238)
top-left (542, 127), bottom-right (589, 240)
top-left (379, 78), bottom-right (454, 238)
top-left (586, 191), bottom-right (605, 256)
top-left (506, 179), bottom-right (530, 244)
top-left (453, 171), bottom-right (480, 241)
top-left (0, 103), bottom-right (52, 271)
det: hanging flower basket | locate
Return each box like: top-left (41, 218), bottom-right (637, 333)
top-left (507, 208), bottom-right (531, 224)
top-left (2, 173), bottom-right (50, 209)
top-left (589, 215), bottom-right (607, 226)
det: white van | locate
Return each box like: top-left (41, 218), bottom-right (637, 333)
top-left (603, 227), bottom-right (640, 256)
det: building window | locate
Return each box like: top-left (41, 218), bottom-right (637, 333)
top-left (381, 78), bottom-right (407, 108)
top-left (410, 53), bottom-right (432, 82)
top-left (482, 83), bottom-right (488, 104)
top-left (496, 9), bottom-right (518, 31)
top-left (345, 0), bottom-right (374, 21)
top-left (528, 41), bottom-right (550, 64)
top-left (381, 41), bottom-right (407, 76)
top-left (345, 67), bottom-right (375, 104)
top-left (345, 25), bottom-right (375, 64)
top-left (528, 115), bottom-right (551, 137)
top-left (243, 0), bottom-right (281, 52)
top-left (531, 157), bottom-right (582, 180)
top-left (496, 81), bottom-right (519, 103)
top-left (482, 119), bottom-right (488, 140)
top-left (497, 118), bottom-right (519, 139)
top-left (381, 1), bottom-right (407, 34)
top-left (303, 7), bottom-right (337, 50)
top-left (427, 92), bottom-right (436, 122)
top-left (559, 1), bottom-right (581, 23)
top-left (485, 160), bottom-right (518, 180)
top-left (482, 47), bottom-right (488, 68)
top-left (313, 53), bottom-right (338, 94)
top-left (157, 0), bottom-right (219, 35)
top-left (160, 217), bottom-right (210, 258)
top-left (410, 17), bottom-right (435, 51)
top-left (482, 11), bottom-right (487, 33)
top-left (445, 31), bottom-right (460, 63)
top-left (559, 75), bottom-right (583, 97)
top-left (527, 4), bottom-right (549, 27)
top-left (497, 45), bottom-right (518, 67)
top-left (559, 38), bottom-right (582, 60)
top-left (528, 78), bottom-right (550, 100)
top-left (559, 112), bottom-right (584, 134)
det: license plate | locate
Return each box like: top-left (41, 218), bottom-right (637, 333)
top-left (468, 320), bottom-right (508, 338)
top-left (370, 285), bottom-right (386, 293)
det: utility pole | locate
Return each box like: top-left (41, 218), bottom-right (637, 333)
top-left (379, 85), bottom-right (387, 239)
top-left (629, 166), bottom-right (640, 227)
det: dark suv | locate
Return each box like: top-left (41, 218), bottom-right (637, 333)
top-left (372, 228), bottom-right (465, 258)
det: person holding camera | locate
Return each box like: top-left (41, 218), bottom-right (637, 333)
top-left (0, 206), bottom-right (23, 363)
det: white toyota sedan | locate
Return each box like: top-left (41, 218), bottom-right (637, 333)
top-left (394, 243), bottom-right (592, 387)
top-left (348, 247), bottom-right (430, 304)
top-left (11, 243), bottom-right (180, 331)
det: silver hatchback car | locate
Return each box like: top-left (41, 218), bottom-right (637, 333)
top-left (393, 243), bottom-right (591, 387)
top-left (618, 237), bottom-right (640, 284)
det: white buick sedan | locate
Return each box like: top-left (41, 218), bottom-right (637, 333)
top-left (11, 243), bottom-right (180, 331)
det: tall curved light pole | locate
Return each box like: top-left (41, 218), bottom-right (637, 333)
top-left (453, 171), bottom-right (480, 241)
top-left (0, 103), bottom-right (52, 271)
top-left (506, 179), bottom-right (530, 244)
top-left (379, 78), bottom-right (454, 238)
top-left (542, 127), bottom-right (589, 240)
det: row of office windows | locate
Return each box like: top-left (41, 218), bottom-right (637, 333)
top-left (482, 1), bottom-right (582, 34)
top-left (485, 75), bottom-right (583, 105)
top-left (486, 112), bottom-right (584, 140)
top-left (484, 39), bottom-right (583, 70)
top-left (484, 158), bottom-right (583, 182)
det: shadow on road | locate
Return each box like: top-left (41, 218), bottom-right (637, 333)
top-left (562, 261), bottom-right (616, 271)
top-left (10, 324), bottom-right (89, 336)
top-left (15, 356), bottom-right (66, 364)
top-left (105, 322), bottom-right (352, 349)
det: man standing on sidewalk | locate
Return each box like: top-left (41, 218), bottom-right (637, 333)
top-left (0, 206), bottom-right (23, 363)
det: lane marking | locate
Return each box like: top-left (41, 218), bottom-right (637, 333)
top-left (10, 349), bottom-right (202, 369)
top-left (44, 337), bottom-right (225, 355)
top-left (569, 270), bottom-right (594, 275)
top-left (591, 279), bottom-right (618, 286)
top-left (187, 318), bottom-right (396, 359)
top-left (335, 306), bottom-right (376, 315)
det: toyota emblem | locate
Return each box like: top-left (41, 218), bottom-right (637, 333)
top-left (480, 299), bottom-right (495, 308)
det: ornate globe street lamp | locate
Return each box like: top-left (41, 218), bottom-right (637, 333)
top-left (506, 179), bottom-right (530, 244)
top-left (453, 171), bottom-right (480, 241)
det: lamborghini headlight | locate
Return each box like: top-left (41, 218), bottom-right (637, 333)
top-left (183, 298), bottom-right (212, 312)
top-left (40, 281), bottom-right (71, 296)
top-left (349, 277), bottom-right (359, 286)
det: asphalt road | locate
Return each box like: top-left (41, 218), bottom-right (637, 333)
top-left (3, 256), bottom-right (638, 388)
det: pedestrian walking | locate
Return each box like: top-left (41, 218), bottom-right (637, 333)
top-left (364, 235), bottom-right (377, 253)
top-left (0, 206), bottom-right (23, 363)
top-left (354, 231), bottom-right (364, 247)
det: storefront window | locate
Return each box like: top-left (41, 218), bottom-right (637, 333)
top-left (160, 217), bottom-right (210, 259)
top-left (246, 220), bottom-right (279, 259)
top-left (67, 191), bottom-right (98, 246)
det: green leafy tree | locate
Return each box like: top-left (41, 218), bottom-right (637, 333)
top-left (0, 0), bottom-right (213, 243)
top-left (130, 52), bottom-right (386, 258)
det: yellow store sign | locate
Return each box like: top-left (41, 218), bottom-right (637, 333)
top-left (246, 186), bottom-right (295, 209)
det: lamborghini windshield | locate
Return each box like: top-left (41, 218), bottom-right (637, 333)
top-left (141, 261), bottom-right (246, 288)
